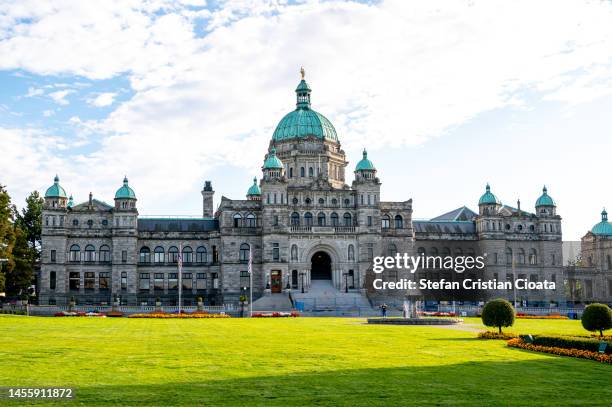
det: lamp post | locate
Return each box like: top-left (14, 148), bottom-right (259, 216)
top-left (299, 272), bottom-right (305, 293)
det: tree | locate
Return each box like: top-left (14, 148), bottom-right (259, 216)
top-left (15, 191), bottom-right (43, 257)
top-left (482, 298), bottom-right (515, 333)
top-left (581, 303), bottom-right (612, 338)
top-left (0, 185), bottom-right (16, 294)
top-left (5, 225), bottom-right (35, 296)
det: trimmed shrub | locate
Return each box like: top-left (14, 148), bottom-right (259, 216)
top-left (581, 303), bottom-right (612, 338)
top-left (481, 299), bottom-right (515, 333)
top-left (478, 331), bottom-right (517, 340)
top-left (522, 335), bottom-right (612, 355)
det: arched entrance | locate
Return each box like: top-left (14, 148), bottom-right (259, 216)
top-left (311, 251), bottom-right (332, 280)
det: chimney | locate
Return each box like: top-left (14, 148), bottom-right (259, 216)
top-left (89, 192), bottom-right (93, 209)
top-left (517, 199), bottom-right (521, 213)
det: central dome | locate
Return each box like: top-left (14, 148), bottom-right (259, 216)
top-left (272, 69), bottom-right (338, 143)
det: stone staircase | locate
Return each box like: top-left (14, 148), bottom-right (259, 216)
top-left (291, 280), bottom-right (374, 315)
top-left (251, 293), bottom-right (293, 312)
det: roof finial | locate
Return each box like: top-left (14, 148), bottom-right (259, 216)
top-left (300, 66), bottom-right (305, 80)
top-left (603, 208), bottom-right (608, 221)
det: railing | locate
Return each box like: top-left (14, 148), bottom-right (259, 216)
top-left (334, 226), bottom-right (355, 233)
top-left (290, 225), bottom-right (312, 233)
top-left (19, 304), bottom-right (234, 316)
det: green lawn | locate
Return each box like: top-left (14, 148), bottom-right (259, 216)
top-left (0, 315), bottom-right (610, 406)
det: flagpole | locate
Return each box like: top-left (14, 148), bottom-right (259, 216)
top-left (249, 246), bottom-right (253, 317)
top-left (178, 243), bottom-right (182, 314)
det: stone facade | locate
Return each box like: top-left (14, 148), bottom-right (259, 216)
top-left (39, 74), bottom-right (574, 307)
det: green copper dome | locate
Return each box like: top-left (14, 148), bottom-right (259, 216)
top-left (355, 149), bottom-right (376, 171)
top-left (272, 69), bottom-right (338, 142)
top-left (247, 177), bottom-right (261, 196)
top-left (67, 195), bottom-right (74, 208)
top-left (45, 175), bottom-right (67, 198)
top-left (535, 185), bottom-right (555, 207)
top-left (478, 184), bottom-right (501, 205)
top-left (263, 147), bottom-right (283, 169)
top-left (115, 177), bottom-right (136, 200)
top-left (591, 209), bottom-right (612, 236)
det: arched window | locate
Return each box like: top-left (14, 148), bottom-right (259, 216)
top-left (84, 244), bottom-right (95, 262)
top-left (388, 244), bottom-right (398, 256)
top-left (381, 215), bottom-right (390, 229)
top-left (518, 248), bottom-right (526, 264)
top-left (304, 212), bottom-right (313, 226)
top-left (308, 167), bottom-right (314, 177)
top-left (395, 215), bottom-right (403, 229)
top-left (608, 255), bottom-right (612, 270)
top-left (454, 248), bottom-right (463, 256)
top-left (99, 245), bottom-right (111, 263)
top-left (442, 247), bottom-right (451, 257)
top-left (233, 213), bottom-right (242, 227)
top-left (529, 248), bottom-right (537, 265)
top-left (169, 246), bottom-right (179, 263)
top-left (317, 212), bottom-right (326, 226)
top-left (466, 248), bottom-right (475, 257)
top-left (505, 248), bottom-right (513, 265)
top-left (154, 246), bottom-right (165, 263)
top-left (139, 247), bottom-right (151, 263)
top-left (291, 212), bottom-right (300, 226)
top-left (300, 167), bottom-right (305, 177)
top-left (331, 212), bottom-right (339, 226)
top-left (318, 198), bottom-right (325, 205)
top-left (196, 246), bottom-right (207, 263)
top-left (246, 214), bottom-right (256, 228)
top-left (343, 212), bottom-right (352, 226)
top-left (69, 244), bottom-right (80, 262)
top-left (183, 246), bottom-right (193, 263)
top-left (417, 247), bottom-right (426, 256)
top-left (348, 244), bottom-right (355, 261)
top-left (239, 243), bottom-right (250, 262)
top-left (291, 245), bottom-right (298, 261)
top-left (429, 247), bottom-right (439, 256)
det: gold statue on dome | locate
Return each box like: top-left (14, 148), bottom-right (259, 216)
top-left (300, 67), bottom-right (305, 80)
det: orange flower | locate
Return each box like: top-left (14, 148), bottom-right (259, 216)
top-left (507, 338), bottom-right (612, 364)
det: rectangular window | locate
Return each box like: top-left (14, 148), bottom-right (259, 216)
top-left (69, 272), bottom-right (80, 290)
top-left (168, 273), bottom-right (178, 291)
top-left (530, 274), bottom-right (538, 283)
top-left (240, 271), bottom-right (250, 290)
top-left (292, 270), bottom-right (298, 289)
top-left (49, 271), bottom-right (56, 290)
top-left (122, 250), bottom-right (127, 263)
top-left (84, 272), bottom-right (95, 290)
top-left (196, 273), bottom-right (207, 290)
top-left (139, 273), bottom-right (150, 291)
top-left (493, 272), bottom-right (498, 281)
top-left (273, 215), bottom-right (279, 226)
top-left (121, 272), bottom-right (128, 290)
top-left (154, 273), bottom-right (164, 291)
top-left (212, 272), bottom-right (219, 289)
top-left (182, 273), bottom-right (193, 290)
top-left (50, 250), bottom-right (56, 263)
top-left (367, 244), bottom-right (374, 262)
top-left (272, 243), bottom-right (280, 261)
top-left (367, 216), bottom-right (372, 226)
top-left (99, 272), bottom-right (110, 290)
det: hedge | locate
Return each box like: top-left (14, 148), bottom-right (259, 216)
top-left (521, 334), bottom-right (611, 355)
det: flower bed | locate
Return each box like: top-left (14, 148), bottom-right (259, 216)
top-left (420, 311), bottom-right (458, 317)
top-left (519, 334), bottom-right (611, 354)
top-left (507, 338), bottom-right (612, 364)
top-left (516, 314), bottom-right (568, 320)
top-left (127, 312), bottom-right (230, 318)
top-left (477, 331), bottom-right (517, 340)
top-left (252, 312), bottom-right (299, 318)
top-left (105, 311), bottom-right (124, 317)
top-left (54, 311), bottom-right (106, 317)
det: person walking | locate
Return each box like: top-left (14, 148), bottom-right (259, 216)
top-left (381, 303), bottom-right (388, 318)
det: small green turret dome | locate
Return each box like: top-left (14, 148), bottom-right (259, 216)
top-left (591, 209), bottom-right (612, 236)
top-left (263, 147), bottom-right (283, 169)
top-left (247, 177), bottom-right (261, 196)
top-left (67, 195), bottom-right (74, 208)
top-left (271, 68), bottom-right (338, 142)
top-left (535, 185), bottom-right (555, 207)
top-left (478, 183), bottom-right (501, 205)
top-left (355, 149), bottom-right (376, 171)
top-left (115, 176), bottom-right (136, 200)
top-left (45, 175), bottom-right (67, 198)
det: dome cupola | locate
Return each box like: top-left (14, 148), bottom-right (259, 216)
top-left (271, 68), bottom-right (338, 142)
top-left (535, 185), bottom-right (555, 207)
top-left (45, 175), bottom-right (67, 198)
top-left (478, 183), bottom-right (501, 206)
top-left (263, 147), bottom-right (283, 169)
top-left (591, 209), bottom-right (612, 236)
top-left (115, 176), bottom-right (136, 200)
top-left (246, 177), bottom-right (261, 200)
top-left (355, 149), bottom-right (376, 171)
top-left (67, 195), bottom-right (74, 208)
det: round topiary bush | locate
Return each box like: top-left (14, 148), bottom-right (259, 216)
top-left (482, 299), bottom-right (515, 333)
top-left (581, 303), bottom-right (612, 338)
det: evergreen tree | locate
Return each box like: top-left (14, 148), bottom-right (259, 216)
top-left (15, 191), bottom-right (43, 256)
top-left (0, 185), bottom-right (16, 293)
top-left (6, 225), bottom-right (35, 296)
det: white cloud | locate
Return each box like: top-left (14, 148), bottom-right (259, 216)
top-left (87, 92), bottom-right (117, 107)
top-left (24, 86), bottom-right (44, 97)
top-left (42, 109), bottom-right (54, 117)
top-left (48, 89), bottom-right (74, 105)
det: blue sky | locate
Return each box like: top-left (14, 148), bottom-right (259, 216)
top-left (1, 0), bottom-right (612, 240)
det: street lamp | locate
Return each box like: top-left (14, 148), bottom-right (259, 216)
top-left (299, 272), bottom-right (305, 293)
